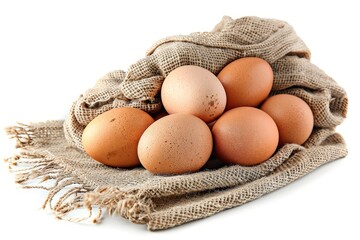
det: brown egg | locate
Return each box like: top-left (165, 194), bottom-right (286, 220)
top-left (212, 107), bottom-right (279, 166)
top-left (82, 107), bottom-right (154, 167)
top-left (217, 57), bottom-right (273, 110)
top-left (161, 65), bottom-right (227, 123)
top-left (138, 113), bottom-right (213, 174)
top-left (260, 94), bottom-right (314, 146)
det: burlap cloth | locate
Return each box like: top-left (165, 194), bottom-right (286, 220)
top-left (5, 16), bottom-right (348, 230)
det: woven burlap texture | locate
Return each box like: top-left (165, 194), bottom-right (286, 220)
top-left (5, 16), bottom-right (348, 231)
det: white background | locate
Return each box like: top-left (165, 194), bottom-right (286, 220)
top-left (0, 0), bottom-right (359, 239)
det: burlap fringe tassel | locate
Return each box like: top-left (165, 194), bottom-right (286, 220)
top-left (4, 123), bottom-right (154, 226)
top-left (4, 124), bottom-right (102, 223)
top-left (85, 187), bottom-right (154, 224)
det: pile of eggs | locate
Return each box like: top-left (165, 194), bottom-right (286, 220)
top-left (82, 57), bottom-right (314, 175)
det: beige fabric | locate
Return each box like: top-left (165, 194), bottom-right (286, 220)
top-left (5, 16), bottom-right (348, 230)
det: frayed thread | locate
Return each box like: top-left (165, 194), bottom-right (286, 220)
top-left (6, 152), bottom-right (103, 223)
top-left (4, 123), bottom-right (103, 224)
top-left (84, 186), bottom-right (153, 224)
top-left (5, 123), bottom-right (35, 148)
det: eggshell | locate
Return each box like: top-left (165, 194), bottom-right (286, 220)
top-left (217, 57), bottom-right (273, 110)
top-left (138, 113), bottom-right (213, 174)
top-left (212, 107), bottom-right (279, 166)
top-left (260, 94), bottom-right (314, 146)
top-left (82, 107), bottom-right (154, 167)
top-left (161, 65), bottom-right (227, 123)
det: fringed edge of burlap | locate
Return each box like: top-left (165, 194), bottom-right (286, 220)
top-left (4, 122), bottom-right (155, 227)
top-left (84, 186), bottom-right (154, 225)
top-left (4, 123), bottom-right (103, 224)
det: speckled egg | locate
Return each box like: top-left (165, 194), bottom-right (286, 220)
top-left (137, 113), bottom-right (213, 174)
top-left (82, 107), bottom-right (154, 167)
top-left (161, 65), bottom-right (227, 123)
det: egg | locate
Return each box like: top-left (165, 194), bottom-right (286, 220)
top-left (212, 107), bottom-right (279, 166)
top-left (161, 65), bottom-right (227, 123)
top-left (82, 107), bottom-right (154, 167)
top-left (137, 113), bottom-right (213, 174)
top-left (217, 57), bottom-right (273, 110)
top-left (260, 94), bottom-right (314, 146)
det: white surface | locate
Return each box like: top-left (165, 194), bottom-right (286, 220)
top-left (0, 0), bottom-right (359, 239)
